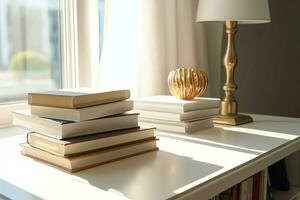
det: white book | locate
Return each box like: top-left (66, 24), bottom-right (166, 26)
top-left (13, 110), bottom-right (139, 139)
top-left (134, 95), bottom-right (220, 113)
top-left (31, 100), bottom-right (133, 122)
top-left (139, 117), bottom-right (213, 134)
top-left (28, 88), bottom-right (130, 109)
top-left (135, 108), bottom-right (218, 122)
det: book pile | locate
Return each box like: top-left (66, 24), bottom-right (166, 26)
top-left (209, 170), bottom-right (267, 200)
top-left (13, 89), bottom-right (158, 172)
top-left (134, 95), bottom-right (220, 134)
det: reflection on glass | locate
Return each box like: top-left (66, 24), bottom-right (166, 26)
top-left (0, 0), bottom-right (61, 103)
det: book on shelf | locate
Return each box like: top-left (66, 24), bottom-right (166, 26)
top-left (135, 108), bottom-right (218, 122)
top-left (253, 170), bottom-right (266, 200)
top-left (13, 110), bottom-right (139, 139)
top-left (31, 100), bottom-right (133, 122)
top-left (21, 137), bottom-right (158, 172)
top-left (134, 95), bottom-right (220, 113)
top-left (239, 177), bottom-right (253, 200)
top-left (211, 169), bottom-right (268, 200)
top-left (27, 128), bottom-right (155, 157)
top-left (28, 88), bottom-right (130, 109)
top-left (218, 186), bottom-right (234, 200)
top-left (139, 117), bottom-right (213, 134)
top-left (239, 179), bottom-right (248, 200)
top-left (247, 177), bottom-right (253, 200)
top-left (231, 185), bottom-right (239, 200)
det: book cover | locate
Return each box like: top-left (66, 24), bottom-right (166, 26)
top-left (27, 128), bottom-right (155, 156)
top-left (139, 117), bottom-right (213, 134)
top-left (28, 88), bottom-right (130, 108)
top-left (13, 110), bottom-right (139, 139)
top-left (21, 138), bottom-right (158, 172)
top-left (135, 108), bottom-right (218, 122)
top-left (134, 95), bottom-right (220, 113)
top-left (31, 100), bottom-right (133, 121)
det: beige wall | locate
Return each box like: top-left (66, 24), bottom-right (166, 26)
top-left (234, 0), bottom-right (300, 118)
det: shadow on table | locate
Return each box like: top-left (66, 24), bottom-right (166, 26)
top-left (156, 124), bottom-right (295, 156)
top-left (240, 119), bottom-right (300, 136)
top-left (0, 179), bottom-right (42, 200)
top-left (76, 150), bottom-right (223, 200)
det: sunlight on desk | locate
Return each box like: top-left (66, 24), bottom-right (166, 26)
top-left (1, 114), bottom-right (300, 200)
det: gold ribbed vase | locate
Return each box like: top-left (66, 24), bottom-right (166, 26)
top-left (168, 68), bottom-right (208, 100)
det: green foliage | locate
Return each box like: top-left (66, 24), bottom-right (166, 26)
top-left (10, 51), bottom-right (51, 73)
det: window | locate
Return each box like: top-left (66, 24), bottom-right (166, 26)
top-left (0, 0), bottom-right (61, 104)
top-left (0, 0), bottom-right (105, 127)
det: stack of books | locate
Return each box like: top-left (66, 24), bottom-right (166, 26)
top-left (13, 89), bottom-right (158, 172)
top-left (134, 95), bottom-right (220, 134)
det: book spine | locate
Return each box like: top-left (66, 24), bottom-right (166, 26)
top-left (247, 177), bottom-right (253, 200)
top-left (28, 134), bottom-right (65, 156)
top-left (28, 94), bottom-right (74, 108)
top-left (252, 170), bottom-right (266, 200)
top-left (239, 179), bottom-right (248, 200)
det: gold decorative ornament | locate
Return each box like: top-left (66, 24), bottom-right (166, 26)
top-left (168, 68), bottom-right (208, 100)
top-left (213, 21), bottom-right (253, 125)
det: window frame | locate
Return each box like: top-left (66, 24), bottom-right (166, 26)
top-left (0, 0), bottom-right (101, 127)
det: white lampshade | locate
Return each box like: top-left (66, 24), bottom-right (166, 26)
top-left (196, 0), bottom-right (271, 24)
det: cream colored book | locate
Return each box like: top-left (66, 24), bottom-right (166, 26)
top-left (28, 88), bottom-right (130, 108)
top-left (239, 179), bottom-right (249, 200)
top-left (27, 128), bottom-right (155, 156)
top-left (134, 95), bottom-right (220, 113)
top-left (31, 100), bottom-right (133, 121)
top-left (135, 108), bottom-right (218, 122)
top-left (21, 138), bottom-right (158, 172)
top-left (13, 110), bottom-right (138, 139)
top-left (139, 117), bottom-right (213, 134)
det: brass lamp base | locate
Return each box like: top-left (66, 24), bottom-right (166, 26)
top-left (214, 21), bottom-right (253, 126)
top-left (213, 114), bottom-right (253, 126)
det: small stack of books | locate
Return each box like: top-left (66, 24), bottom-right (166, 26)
top-left (13, 89), bottom-right (158, 172)
top-left (134, 95), bottom-right (220, 134)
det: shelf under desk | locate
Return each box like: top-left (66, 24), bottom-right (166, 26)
top-left (0, 114), bottom-right (300, 200)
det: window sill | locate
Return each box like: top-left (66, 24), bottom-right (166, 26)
top-left (0, 103), bottom-right (29, 128)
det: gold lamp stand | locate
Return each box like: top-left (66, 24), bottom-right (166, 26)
top-left (213, 21), bottom-right (253, 126)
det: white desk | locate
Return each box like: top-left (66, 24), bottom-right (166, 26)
top-left (1, 114), bottom-right (300, 200)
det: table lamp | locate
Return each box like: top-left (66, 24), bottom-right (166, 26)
top-left (196, 0), bottom-right (271, 125)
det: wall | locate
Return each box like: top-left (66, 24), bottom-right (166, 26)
top-left (205, 24), bottom-right (223, 98)
top-left (235, 0), bottom-right (300, 118)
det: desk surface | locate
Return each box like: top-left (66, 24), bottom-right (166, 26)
top-left (1, 114), bottom-right (300, 200)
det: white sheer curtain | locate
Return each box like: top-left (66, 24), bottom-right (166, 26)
top-left (96, 0), bottom-right (222, 97)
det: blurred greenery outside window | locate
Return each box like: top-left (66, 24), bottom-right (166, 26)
top-left (0, 0), bottom-right (61, 104)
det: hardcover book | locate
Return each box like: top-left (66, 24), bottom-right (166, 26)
top-left (31, 100), bottom-right (133, 122)
top-left (135, 108), bottom-right (218, 122)
top-left (134, 95), bottom-right (220, 113)
top-left (139, 117), bottom-right (213, 134)
top-left (28, 88), bottom-right (130, 109)
top-left (13, 110), bottom-right (139, 139)
top-left (27, 128), bottom-right (155, 156)
top-left (21, 138), bottom-right (158, 172)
